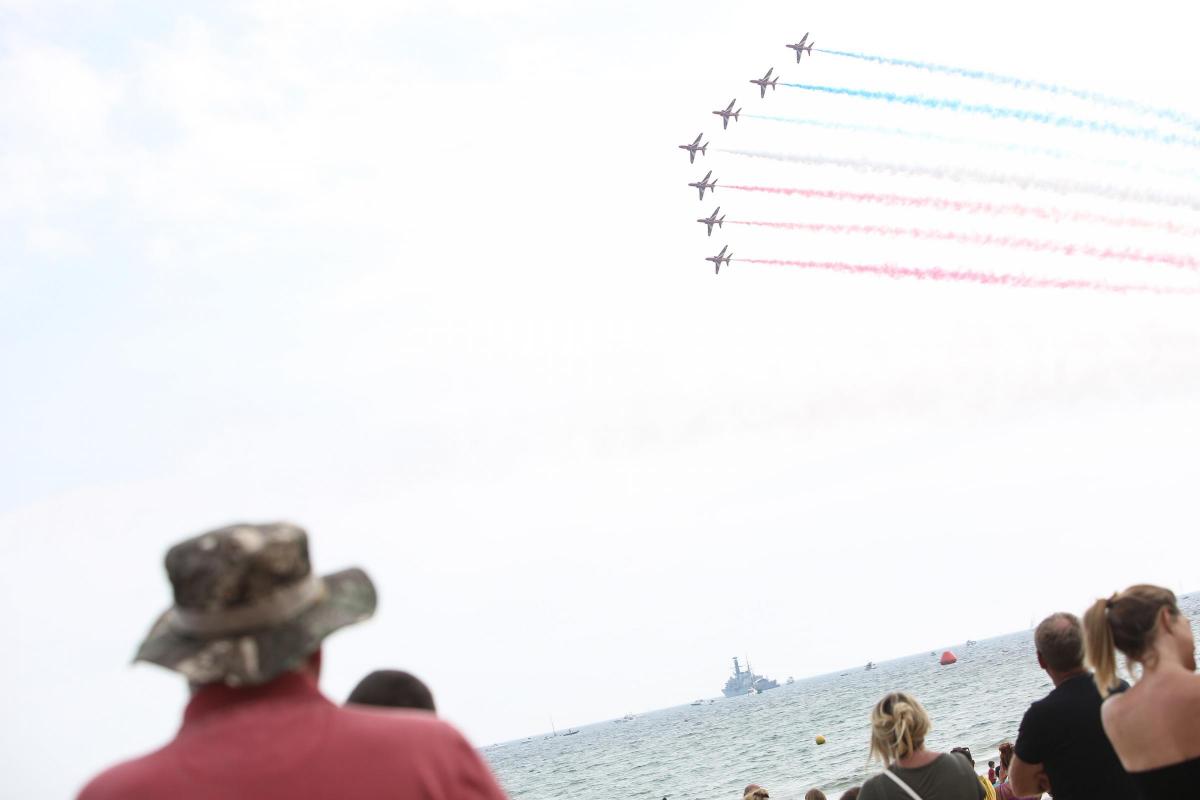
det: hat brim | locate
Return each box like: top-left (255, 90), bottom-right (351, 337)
top-left (135, 567), bottom-right (376, 686)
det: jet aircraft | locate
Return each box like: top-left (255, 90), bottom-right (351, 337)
top-left (678, 133), bottom-right (708, 164)
top-left (697, 207), bottom-right (725, 237)
top-left (706, 245), bottom-right (733, 274)
top-left (712, 99), bottom-right (741, 130)
top-left (688, 171), bottom-right (717, 201)
top-left (787, 34), bottom-right (814, 62)
top-left (750, 68), bottom-right (779, 99)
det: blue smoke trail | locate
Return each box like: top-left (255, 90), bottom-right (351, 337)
top-left (781, 83), bottom-right (1200, 149)
top-left (743, 113), bottom-right (1200, 185)
top-left (816, 48), bottom-right (1200, 133)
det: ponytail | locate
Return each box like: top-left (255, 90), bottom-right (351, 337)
top-left (1084, 584), bottom-right (1179, 696)
top-left (1083, 595), bottom-right (1118, 697)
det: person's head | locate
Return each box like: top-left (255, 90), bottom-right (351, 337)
top-left (742, 785), bottom-right (768, 800)
top-left (1034, 612), bottom-right (1085, 678)
top-left (838, 789), bottom-right (860, 800)
top-left (950, 746), bottom-right (974, 766)
top-left (804, 790), bottom-right (826, 800)
top-left (1084, 584), bottom-right (1194, 696)
top-left (988, 760), bottom-right (995, 769)
top-left (135, 522), bottom-right (377, 687)
top-left (347, 669), bottom-right (436, 712)
top-left (997, 741), bottom-right (1015, 769)
top-left (869, 691), bottom-right (930, 765)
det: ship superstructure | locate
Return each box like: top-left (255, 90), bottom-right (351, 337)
top-left (722, 656), bottom-right (779, 697)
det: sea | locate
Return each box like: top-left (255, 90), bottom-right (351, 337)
top-left (486, 593), bottom-right (1199, 800)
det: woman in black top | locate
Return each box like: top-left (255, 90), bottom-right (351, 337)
top-left (1083, 585), bottom-right (1200, 799)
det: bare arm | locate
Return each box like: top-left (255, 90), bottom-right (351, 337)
top-left (1008, 753), bottom-right (1049, 798)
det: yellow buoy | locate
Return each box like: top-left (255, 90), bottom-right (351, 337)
top-left (815, 735), bottom-right (826, 745)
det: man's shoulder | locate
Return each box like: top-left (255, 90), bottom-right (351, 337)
top-left (332, 705), bottom-right (473, 751)
top-left (77, 746), bottom-right (172, 800)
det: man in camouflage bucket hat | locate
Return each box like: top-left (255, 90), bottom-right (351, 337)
top-left (135, 522), bottom-right (376, 686)
top-left (78, 522), bottom-right (509, 800)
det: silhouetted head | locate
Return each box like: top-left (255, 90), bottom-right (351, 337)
top-left (950, 746), bottom-right (974, 766)
top-left (742, 785), bottom-right (769, 800)
top-left (346, 669), bottom-right (436, 712)
top-left (869, 691), bottom-right (930, 765)
top-left (804, 790), bottom-right (827, 800)
top-left (1034, 612), bottom-right (1085, 675)
top-left (1084, 584), bottom-right (1194, 696)
top-left (838, 789), bottom-right (860, 800)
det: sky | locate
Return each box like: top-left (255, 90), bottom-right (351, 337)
top-left (3, 0), bottom-right (1200, 796)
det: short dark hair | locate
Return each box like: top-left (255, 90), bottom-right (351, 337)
top-left (1035, 612), bottom-right (1084, 672)
top-left (346, 669), bottom-right (436, 712)
top-left (838, 789), bottom-right (860, 800)
top-left (950, 746), bottom-right (974, 766)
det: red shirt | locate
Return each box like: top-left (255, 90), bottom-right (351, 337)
top-left (77, 672), bottom-right (509, 800)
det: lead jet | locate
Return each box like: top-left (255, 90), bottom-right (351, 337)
top-left (787, 33), bottom-right (814, 62)
top-left (678, 133), bottom-right (708, 164)
top-left (706, 245), bottom-right (733, 274)
top-left (712, 99), bottom-right (741, 130)
top-left (697, 207), bottom-right (725, 236)
top-left (688, 170), bottom-right (717, 201)
top-left (750, 67), bottom-right (779, 99)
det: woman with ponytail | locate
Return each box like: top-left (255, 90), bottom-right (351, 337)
top-left (1082, 585), bottom-right (1200, 799)
top-left (857, 692), bottom-right (984, 800)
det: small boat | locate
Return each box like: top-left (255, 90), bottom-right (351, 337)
top-left (562, 729), bottom-right (580, 736)
top-left (785, 676), bottom-right (795, 685)
top-left (614, 713), bottom-right (635, 722)
top-left (690, 699), bottom-right (704, 706)
top-left (865, 662), bottom-right (877, 671)
top-left (966, 640), bottom-right (977, 646)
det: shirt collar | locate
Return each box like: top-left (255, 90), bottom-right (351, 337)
top-left (182, 670), bottom-right (330, 729)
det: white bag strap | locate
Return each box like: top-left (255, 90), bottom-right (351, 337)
top-left (882, 768), bottom-right (925, 800)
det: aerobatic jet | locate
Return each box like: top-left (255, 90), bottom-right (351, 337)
top-left (750, 68), bottom-right (779, 99)
top-left (697, 207), bottom-right (725, 237)
top-left (678, 133), bottom-right (708, 164)
top-left (706, 245), bottom-right (733, 274)
top-left (712, 99), bottom-right (741, 130)
top-left (787, 34), bottom-right (815, 62)
top-left (688, 171), bottom-right (717, 201)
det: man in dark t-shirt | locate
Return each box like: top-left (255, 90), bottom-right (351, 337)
top-left (1010, 612), bottom-right (1135, 800)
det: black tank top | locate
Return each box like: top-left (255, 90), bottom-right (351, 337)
top-left (1129, 756), bottom-right (1200, 799)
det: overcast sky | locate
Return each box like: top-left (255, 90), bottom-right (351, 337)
top-left (4, 1), bottom-right (1200, 797)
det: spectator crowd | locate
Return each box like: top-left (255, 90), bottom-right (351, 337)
top-left (77, 522), bottom-right (1200, 799)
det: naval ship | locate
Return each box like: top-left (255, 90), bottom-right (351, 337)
top-left (722, 656), bottom-right (779, 697)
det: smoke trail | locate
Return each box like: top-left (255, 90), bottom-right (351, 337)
top-left (722, 185), bottom-right (1200, 238)
top-left (729, 220), bottom-right (1200, 272)
top-left (815, 48), bottom-right (1200, 133)
top-left (742, 113), bottom-right (1200, 186)
top-left (781, 83), bottom-right (1200, 149)
top-left (718, 149), bottom-right (1200, 212)
top-left (735, 258), bottom-right (1200, 295)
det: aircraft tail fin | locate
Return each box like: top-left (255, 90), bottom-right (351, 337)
top-left (700, 144), bottom-right (707, 155)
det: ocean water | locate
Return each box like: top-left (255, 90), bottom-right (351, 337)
top-left (486, 593), bottom-right (1199, 800)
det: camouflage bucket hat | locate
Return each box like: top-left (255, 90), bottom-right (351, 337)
top-left (135, 522), bottom-right (376, 687)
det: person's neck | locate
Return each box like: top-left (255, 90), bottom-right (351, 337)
top-left (895, 747), bottom-right (938, 769)
top-left (1049, 666), bottom-right (1088, 687)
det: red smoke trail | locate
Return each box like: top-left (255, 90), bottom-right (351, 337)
top-left (723, 185), bottom-right (1200, 239)
top-left (729, 220), bottom-right (1200, 272)
top-left (736, 259), bottom-right (1200, 295)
